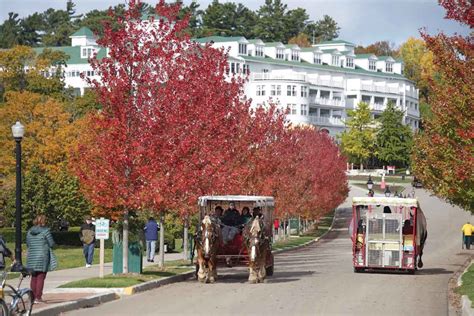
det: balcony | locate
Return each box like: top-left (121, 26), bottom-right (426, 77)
top-left (309, 78), bottom-right (344, 89)
top-left (309, 96), bottom-right (345, 107)
top-left (361, 84), bottom-right (400, 94)
top-left (370, 103), bottom-right (385, 111)
top-left (406, 107), bottom-right (420, 117)
top-left (251, 72), bottom-right (306, 82)
top-left (308, 116), bottom-right (345, 127)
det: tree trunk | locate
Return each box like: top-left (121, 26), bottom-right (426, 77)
top-left (183, 216), bottom-right (188, 261)
top-left (298, 215), bottom-right (301, 235)
top-left (122, 209), bottom-right (129, 274)
top-left (360, 160), bottom-right (364, 171)
top-left (158, 212), bottom-right (165, 269)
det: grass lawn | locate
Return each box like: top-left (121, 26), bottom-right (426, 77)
top-left (59, 260), bottom-right (193, 288)
top-left (456, 263), bottom-right (474, 306)
top-left (348, 175), bottom-right (413, 184)
top-left (4, 243), bottom-right (113, 271)
top-left (272, 212), bottom-right (334, 251)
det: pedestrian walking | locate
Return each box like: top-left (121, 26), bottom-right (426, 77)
top-left (80, 215), bottom-right (96, 268)
top-left (26, 215), bottom-right (57, 304)
top-left (461, 221), bottom-right (473, 250)
top-left (144, 217), bottom-right (159, 262)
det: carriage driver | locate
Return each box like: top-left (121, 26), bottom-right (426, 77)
top-left (222, 202), bottom-right (240, 226)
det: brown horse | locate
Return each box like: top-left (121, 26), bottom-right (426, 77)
top-left (194, 215), bottom-right (221, 283)
top-left (243, 216), bottom-right (270, 284)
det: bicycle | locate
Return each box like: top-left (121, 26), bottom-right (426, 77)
top-left (0, 266), bottom-right (34, 316)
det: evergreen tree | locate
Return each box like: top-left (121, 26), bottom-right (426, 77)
top-left (253, 0), bottom-right (288, 42)
top-left (375, 102), bottom-right (413, 167)
top-left (0, 13), bottom-right (22, 48)
top-left (305, 15), bottom-right (340, 44)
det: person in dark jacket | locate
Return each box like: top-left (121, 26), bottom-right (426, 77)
top-left (26, 215), bottom-right (55, 303)
top-left (80, 215), bottom-right (95, 268)
top-left (144, 217), bottom-right (159, 262)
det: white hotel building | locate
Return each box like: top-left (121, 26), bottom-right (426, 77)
top-left (40, 27), bottom-right (420, 136)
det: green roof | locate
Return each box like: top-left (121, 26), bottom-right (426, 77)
top-left (319, 39), bottom-right (355, 46)
top-left (300, 47), bottom-right (317, 52)
top-left (378, 55), bottom-right (403, 62)
top-left (320, 48), bottom-right (339, 54)
top-left (71, 27), bottom-right (94, 37)
top-left (33, 46), bottom-right (106, 64)
top-left (355, 53), bottom-right (377, 59)
top-left (247, 39), bottom-right (263, 44)
top-left (241, 55), bottom-right (408, 80)
top-left (264, 42), bottom-right (284, 47)
top-left (194, 36), bottom-right (245, 43)
top-left (285, 44), bottom-right (299, 49)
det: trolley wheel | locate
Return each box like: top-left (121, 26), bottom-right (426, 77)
top-left (354, 267), bottom-right (363, 273)
top-left (266, 265), bottom-right (274, 276)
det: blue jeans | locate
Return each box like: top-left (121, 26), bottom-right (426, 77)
top-left (146, 240), bottom-right (156, 261)
top-left (464, 236), bottom-right (472, 249)
top-left (83, 243), bottom-right (95, 265)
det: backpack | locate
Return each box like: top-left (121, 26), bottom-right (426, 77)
top-left (82, 229), bottom-right (95, 244)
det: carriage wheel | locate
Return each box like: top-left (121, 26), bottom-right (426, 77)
top-left (353, 267), bottom-right (363, 273)
top-left (266, 265), bottom-right (274, 276)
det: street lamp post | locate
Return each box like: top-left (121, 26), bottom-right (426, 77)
top-left (367, 176), bottom-right (374, 197)
top-left (11, 121), bottom-right (25, 270)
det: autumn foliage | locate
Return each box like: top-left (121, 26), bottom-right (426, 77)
top-left (70, 0), bottom-right (348, 223)
top-left (412, 0), bottom-right (473, 212)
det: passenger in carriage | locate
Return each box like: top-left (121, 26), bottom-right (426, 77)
top-left (241, 207), bottom-right (252, 224)
top-left (383, 206), bottom-right (392, 214)
top-left (252, 207), bottom-right (262, 218)
top-left (402, 219), bottom-right (414, 235)
top-left (222, 202), bottom-right (240, 226)
top-left (214, 206), bottom-right (224, 220)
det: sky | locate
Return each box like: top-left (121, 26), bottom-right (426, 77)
top-left (0, 0), bottom-right (470, 46)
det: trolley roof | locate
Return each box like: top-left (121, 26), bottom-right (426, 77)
top-left (352, 197), bottom-right (419, 207)
top-left (198, 195), bottom-right (274, 207)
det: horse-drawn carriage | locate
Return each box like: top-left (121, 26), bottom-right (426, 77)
top-left (350, 197), bottom-right (427, 273)
top-left (194, 195), bottom-right (275, 283)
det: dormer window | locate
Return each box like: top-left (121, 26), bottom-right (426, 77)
top-left (291, 50), bottom-right (300, 61)
top-left (331, 55), bottom-right (340, 66)
top-left (81, 47), bottom-right (95, 59)
top-left (276, 48), bottom-right (284, 59)
top-left (386, 62), bottom-right (393, 72)
top-left (369, 60), bottom-right (376, 71)
top-left (346, 57), bottom-right (353, 68)
top-left (255, 45), bottom-right (264, 57)
top-left (314, 53), bottom-right (322, 64)
top-left (238, 43), bottom-right (247, 55)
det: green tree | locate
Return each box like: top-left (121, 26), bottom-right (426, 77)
top-left (375, 102), bottom-right (413, 167)
top-left (0, 13), bottom-right (22, 48)
top-left (354, 41), bottom-right (398, 56)
top-left (305, 15), bottom-right (340, 44)
top-left (339, 102), bottom-right (376, 169)
top-left (284, 7), bottom-right (309, 40)
top-left (253, 0), bottom-right (288, 42)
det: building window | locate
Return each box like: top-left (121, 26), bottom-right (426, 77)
top-left (369, 60), bottom-right (376, 71)
top-left (81, 47), bottom-right (94, 59)
top-left (288, 104), bottom-right (297, 115)
top-left (238, 43), bottom-right (247, 55)
top-left (235, 63), bottom-right (240, 73)
top-left (291, 50), bottom-right (299, 61)
top-left (230, 63), bottom-right (235, 74)
top-left (242, 64), bottom-right (249, 74)
top-left (256, 85), bottom-right (266, 96)
top-left (314, 54), bottom-right (321, 64)
top-left (332, 55), bottom-right (339, 66)
top-left (271, 85), bottom-right (281, 96)
top-left (301, 104), bottom-right (308, 116)
top-left (346, 57), bottom-right (353, 68)
top-left (301, 86), bottom-right (308, 97)
top-left (386, 62), bottom-right (393, 72)
top-left (255, 45), bottom-right (264, 57)
top-left (276, 48), bottom-right (284, 59)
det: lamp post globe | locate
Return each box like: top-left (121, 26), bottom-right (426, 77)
top-left (384, 186), bottom-right (391, 197)
top-left (11, 121), bottom-right (25, 271)
top-left (366, 175), bottom-right (374, 190)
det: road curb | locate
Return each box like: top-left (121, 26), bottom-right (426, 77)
top-left (448, 257), bottom-right (473, 316)
top-left (121, 270), bottom-right (195, 295)
top-left (32, 292), bottom-right (118, 316)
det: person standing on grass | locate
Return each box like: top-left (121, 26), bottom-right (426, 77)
top-left (26, 215), bottom-right (56, 304)
top-left (144, 217), bottom-right (159, 262)
top-left (80, 215), bottom-right (95, 268)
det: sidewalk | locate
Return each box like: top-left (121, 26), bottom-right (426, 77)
top-left (18, 252), bottom-right (186, 315)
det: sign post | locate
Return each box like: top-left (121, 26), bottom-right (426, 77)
top-left (95, 218), bottom-right (110, 278)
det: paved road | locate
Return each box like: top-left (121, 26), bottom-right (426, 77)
top-left (68, 186), bottom-right (473, 316)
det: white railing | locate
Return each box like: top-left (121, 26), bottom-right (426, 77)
top-left (251, 72), bottom-right (306, 82)
top-left (309, 97), bottom-right (345, 107)
top-left (370, 103), bottom-right (385, 111)
top-left (309, 79), bottom-right (344, 88)
top-left (308, 116), bottom-right (345, 126)
top-left (407, 107), bottom-right (419, 116)
top-left (362, 84), bottom-right (400, 94)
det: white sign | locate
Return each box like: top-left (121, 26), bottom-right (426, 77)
top-left (95, 218), bottom-right (110, 240)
